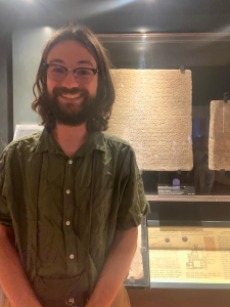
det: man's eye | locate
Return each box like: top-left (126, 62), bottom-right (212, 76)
top-left (77, 69), bottom-right (92, 76)
top-left (51, 66), bottom-right (66, 74)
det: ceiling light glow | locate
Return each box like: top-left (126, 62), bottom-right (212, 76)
top-left (138, 27), bottom-right (149, 34)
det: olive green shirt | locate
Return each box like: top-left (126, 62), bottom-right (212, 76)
top-left (0, 129), bottom-right (149, 301)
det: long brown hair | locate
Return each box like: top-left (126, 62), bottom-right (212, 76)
top-left (32, 25), bottom-right (115, 132)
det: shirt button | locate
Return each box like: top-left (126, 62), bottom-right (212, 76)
top-left (66, 189), bottom-right (71, 195)
top-left (69, 254), bottom-right (75, 260)
top-left (68, 159), bottom-right (73, 165)
top-left (65, 221), bottom-right (71, 226)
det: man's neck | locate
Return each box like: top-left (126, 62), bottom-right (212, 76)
top-left (52, 122), bottom-right (88, 157)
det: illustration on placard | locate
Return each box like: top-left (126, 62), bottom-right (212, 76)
top-left (186, 245), bottom-right (207, 269)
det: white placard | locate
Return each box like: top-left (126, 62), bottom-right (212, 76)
top-left (13, 124), bottom-right (43, 140)
top-left (149, 226), bottom-right (230, 287)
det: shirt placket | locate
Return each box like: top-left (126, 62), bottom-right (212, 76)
top-left (63, 158), bottom-right (78, 274)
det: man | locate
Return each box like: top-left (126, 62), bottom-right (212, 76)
top-left (0, 26), bottom-right (149, 307)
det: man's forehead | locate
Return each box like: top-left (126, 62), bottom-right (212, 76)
top-left (47, 39), bottom-right (97, 66)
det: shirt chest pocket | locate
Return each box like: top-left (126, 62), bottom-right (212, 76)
top-left (76, 168), bottom-right (114, 201)
top-left (76, 153), bottom-right (115, 194)
top-left (93, 169), bottom-right (114, 193)
top-left (76, 162), bottom-right (115, 217)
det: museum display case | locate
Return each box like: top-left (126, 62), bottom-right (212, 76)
top-left (97, 33), bottom-right (230, 290)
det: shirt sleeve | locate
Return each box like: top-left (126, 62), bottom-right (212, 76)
top-left (0, 150), bottom-right (12, 227)
top-left (116, 146), bottom-right (150, 230)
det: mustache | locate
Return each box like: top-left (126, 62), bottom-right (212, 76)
top-left (53, 87), bottom-right (89, 96)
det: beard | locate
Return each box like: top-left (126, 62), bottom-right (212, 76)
top-left (45, 87), bottom-right (96, 126)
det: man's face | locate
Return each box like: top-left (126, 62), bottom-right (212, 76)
top-left (46, 39), bottom-right (98, 126)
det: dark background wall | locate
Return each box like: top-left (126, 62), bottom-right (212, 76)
top-left (0, 31), bottom-right (12, 151)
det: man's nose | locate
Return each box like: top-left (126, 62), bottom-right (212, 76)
top-left (61, 72), bottom-right (80, 88)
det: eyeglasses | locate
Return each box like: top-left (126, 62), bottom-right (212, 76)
top-left (46, 63), bottom-right (98, 84)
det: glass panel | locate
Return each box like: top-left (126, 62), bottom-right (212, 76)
top-left (99, 33), bottom-right (230, 196)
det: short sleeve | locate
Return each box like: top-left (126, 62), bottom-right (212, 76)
top-left (116, 147), bottom-right (150, 230)
top-left (0, 150), bottom-right (12, 227)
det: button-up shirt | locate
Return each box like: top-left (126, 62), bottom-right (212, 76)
top-left (0, 129), bottom-right (149, 301)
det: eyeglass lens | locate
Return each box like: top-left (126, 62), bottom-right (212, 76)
top-left (47, 64), bottom-right (96, 83)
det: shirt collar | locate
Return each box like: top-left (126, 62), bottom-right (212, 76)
top-left (35, 128), bottom-right (106, 156)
